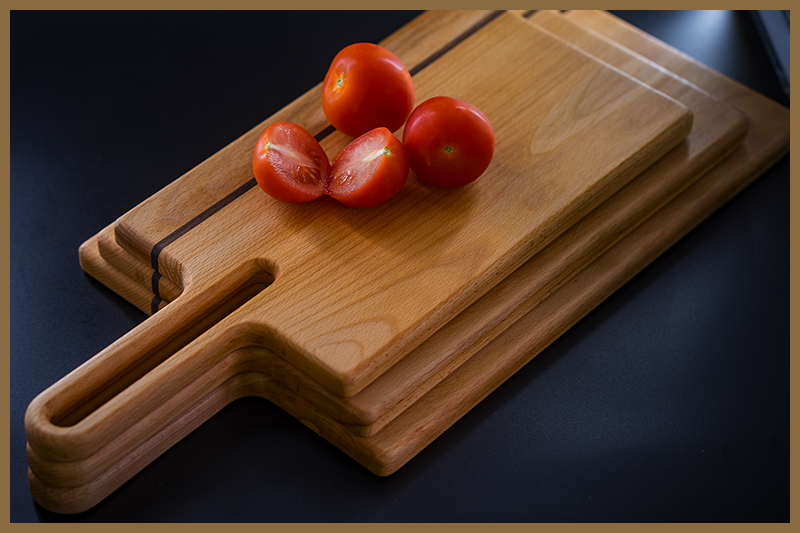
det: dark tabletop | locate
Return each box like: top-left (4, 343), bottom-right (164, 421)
top-left (10, 10), bottom-right (789, 522)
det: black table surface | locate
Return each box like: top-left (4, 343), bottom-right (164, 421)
top-left (10, 10), bottom-right (789, 522)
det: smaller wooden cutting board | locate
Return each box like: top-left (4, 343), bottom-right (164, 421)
top-left (26, 11), bottom-right (693, 472)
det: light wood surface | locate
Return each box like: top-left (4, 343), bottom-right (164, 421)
top-left (26, 10), bottom-right (789, 514)
top-left (78, 8), bottom-right (748, 439)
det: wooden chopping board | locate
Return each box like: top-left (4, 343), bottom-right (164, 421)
top-left (26, 10), bottom-right (789, 515)
top-left (26, 10), bottom-right (693, 463)
top-left (32, 13), bottom-right (747, 505)
top-left (111, 12), bottom-right (690, 399)
top-left (76, 8), bottom-right (748, 441)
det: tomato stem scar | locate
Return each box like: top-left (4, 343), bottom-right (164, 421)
top-left (362, 146), bottom-right (390, 162)
top-left (336, 75), bottom-right (344, 88)
top-left (444, 145), bottom-right (454, 154)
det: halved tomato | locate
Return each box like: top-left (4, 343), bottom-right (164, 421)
top-left (328, 127), bottom-right (409, 208)
top-left (252, 121), bottom-right (330, 204)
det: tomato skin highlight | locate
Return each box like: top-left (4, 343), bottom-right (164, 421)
top-left (329, 127), bottom-right (410, 208)
top-left (322, 43), bottom-right (415, 138)
top-left (252, 121), bottom-right (330, 204)
top-left (402, 96), bottom-right (495, 188)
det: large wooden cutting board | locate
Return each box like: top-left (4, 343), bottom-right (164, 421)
top-left (25, 10), bottom-right (789, 515)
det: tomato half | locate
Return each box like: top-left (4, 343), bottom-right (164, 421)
top-left (402, 96), bottom-right (495, 188)
top-left (329, 127), bottom-right (409, 208)
top-left (252, 121), bottom-right (330, 204)
top-left (321, 43), bottom-right (415, 138)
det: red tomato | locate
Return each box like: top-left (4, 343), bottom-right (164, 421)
top-left (321, 43), bottom-right (415, 138)
top-left (252, 121), bottom-right (330, 204)
top-left (329, 127), bottom-right (409, 208)
top-left (402, 96), bottom-right (495, 188)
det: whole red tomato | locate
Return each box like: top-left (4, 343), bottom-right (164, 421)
top-left (329, 127), bottom-right (409, 208)
top-left (252, 121), bottom-right (330, 203)
top-left (402, 96), bottom-right (495, 188)
top-left (322, 43), bottom-right (415, 138)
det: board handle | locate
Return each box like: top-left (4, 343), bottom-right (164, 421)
top-left (25, 260), bottom-right (277, 465)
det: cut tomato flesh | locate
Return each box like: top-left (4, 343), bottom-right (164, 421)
top-left (253, 121), bottom-right (330, 203)
top-left (254, 123), bottom-right (408, 208)
top-left (266, 141), bottom-right (326, 191)
top-left (328, 129), bottom-right (389, 197)
top-left (328, 127), bottom-right (409, 208)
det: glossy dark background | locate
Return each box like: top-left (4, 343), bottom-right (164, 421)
top-left (10, 11), bottom-right (789, 522)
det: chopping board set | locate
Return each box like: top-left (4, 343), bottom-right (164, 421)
top-left (25, 10), bottom-right (789, 514)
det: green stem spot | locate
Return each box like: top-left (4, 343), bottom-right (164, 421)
top-left (444, 145), bottom-right (454, 154)
top-left (336, 75), bottom-right (344, 89)
top-left (383, 147), bottom-right (390, 156)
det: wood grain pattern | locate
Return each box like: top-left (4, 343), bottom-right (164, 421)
top-left (27, 10), bottom-right (790, 515)
top-left (79, 9), bottom-right (748, 440)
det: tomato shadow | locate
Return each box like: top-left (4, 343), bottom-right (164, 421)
top-left (276, 171), bottom-right (480, 264)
